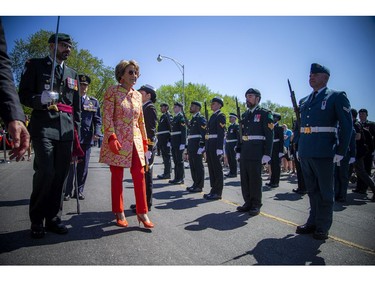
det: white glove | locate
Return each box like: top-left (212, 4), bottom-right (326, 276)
top-left (167, 142), bottom-right (171, 147)
top-left (278, 153), bottom-right (284, 158)
top-left (333, 154), bottom-right (344, 164)
top-left (216, 149), bottom-right (224, 156)
top-left (145, 150), bottom-right (152, 160)
top-left (236, 153), bottom-right (240, 160)
top-left (261, 155), bottom-right (271, 164)
top-left (197, 147), bottom-right (205, 155)
top-left (41, 90), bottom-right (59, 105)
top-left (349, 157), bottom-right (356, 164)
top-left (179, 144), bottom-right (185, 150)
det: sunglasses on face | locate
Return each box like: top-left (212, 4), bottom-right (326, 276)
top-left (127, 70), bottom-right (139, 76)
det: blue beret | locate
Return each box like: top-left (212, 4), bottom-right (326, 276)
top-left (211, 97), bottom-right (224, 107)
top-left (310, 63), bottom-right (330, 76)
top-left (48, 33), bottom-right (72, 44)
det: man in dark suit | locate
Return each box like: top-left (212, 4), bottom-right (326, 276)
top-left (225, 113), bottom-right (239, 178)
top-left (18, 33), bottom-right (81, 238)
top-left (64, 74), bottom-right (102, 201)
top-left (0, 18), bottom-right (30, 161)
top-left (296, 63), bottom-right (352, 240)
top-left (186, 101), bottom-right (207, 193)
top-left (236, 88), bottom-right (274, 216)
top-left (204, 97), bottom-right (226, 200)
top-left (265, 112), bottom-right (284, 188)
top-left (156, 103), bottom-right (172, 179)
top-left (169, 102), bottom-right (187, 184)
top-left (131, 84), bottom-right (157, 211)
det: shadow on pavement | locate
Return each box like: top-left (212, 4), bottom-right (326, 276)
top-left (0, 198), bottom-right (30, 207)
top-left (221, 233), bottom-right (326, 265)
top-left (272, 192), bottom-right (305, 201)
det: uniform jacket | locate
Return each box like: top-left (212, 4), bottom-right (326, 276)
top-left (0, 19), bottom-right (25, 125)
top-left (205, 110), bottom-right (226, 151)
top-left (18, 56), bottom-right (80, 141)
top-left (81, 95), bottom-right (102, 145)
top-left (187, 112), bottom-right (207, 153)
top-left (99, 85), bottom-right (147, 167)
top-left (143, 100), bottom-right (157, 150)
top-left (226, 122), bottom-right (239, 145)
top-left (272, 122), bottom-right (284, 155)
top-left (170, 112), bottom-right (187, 147)
top-left (237, 106), bottom-right (274, 160)
top-left (157, 111), bottom-right (172, 145)
top-left (298, 88), bottom-right (352, 158)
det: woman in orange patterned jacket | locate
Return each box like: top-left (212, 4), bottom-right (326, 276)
top-left (99, 60), bottom-right (154, 228)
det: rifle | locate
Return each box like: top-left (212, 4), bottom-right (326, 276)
top-left (287, 79), bottom-right (301, 128)
top-left (204, 101), bottom-right (209, 121)
top-left (235, 97), bottom-right (243, 143)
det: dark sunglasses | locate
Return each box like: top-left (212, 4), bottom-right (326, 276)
top-left (127, 70), bottom-right (139, 76)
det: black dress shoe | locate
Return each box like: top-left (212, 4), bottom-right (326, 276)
top-left (186, 186), bottom-right (195, 191)
top-left (169, 179), bottom-right (184, 184)
top-left (64, 195), bottom-right (70, 201)
top-left (203, 193), bottom-right (212, 199)
top-left (352, 189), bottom-right (367, 195)
top-left (292, 188), bottom-right (307, 195)
top-left (237, 204), bottom-right (251, 212)
top-left (30, 223), bottom-right (45, 239)
top-left (270, 184), bottom-right (279, 188)
top-left (265, 182), bottom-right (272, 187)
top-left (157, 174), bottom-right (171, 179)
top-left (189, 187), bottom-right (202, 193)
top-left (72, 193), bottom-right (85, 200)
top-left (248, 207), bottom-right (260, 216)
top-left (130, 204), bottom-right (136, 209)
top-left (313, 230), bottom-right (328, 240)
top-left (205, 193), bottom-right (222, 200)
top-left (225, 173), bottom-right (237, 178)
top-left (45, 221), bottom-right (68, 235)
top-left (296, 224), bottom-right (316, 234)
top-left (372, 195), bottom-right (375, 202)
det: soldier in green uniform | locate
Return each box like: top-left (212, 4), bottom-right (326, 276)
top-left (18, 33), bottom-right (81, 238)
top-left (186, 101), bottom-right (207, 193)
top-left (236, 88), bottom-right (274, 216)
top-left (156, 103), bottom-right (172, 179)
top-left (225, 113), bottom-right (239, 178)
top-left (169, 102), bottom-right (187, 184)
top-left (265, 112), bottom-right (284, 188)
top-left (204, 97), bottom-right (226, 200)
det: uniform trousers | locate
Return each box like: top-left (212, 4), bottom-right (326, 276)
top-left (300, 157), bottom-right (334, 233)
top-left (171, 146), bottom-right (184, 181)
top-left (188, 149), bottom-right (205, 188)
top-left (334, 154), bottom-right (350, 200)
top-left (225, 142), bottom-right (237, 175)
top-left (207, 148), bottom-right (224, 196)
top-left (270, 151), bottom-right (281, 185)
top-left (293, 150), bottom-right (306, 191)
top-left (239, 158), bottom-right (263, 209)
top-left (159, 143), bottom-right (171, 177)
top-left (356, 154), bottom-right (373, 193)
top-left (145, 145), bottom-right (156, 209)
top-left (30, 137), bottom-right (72, 224)
top-left (354, 156), bottom-right (375, 193)
top-left (110, 144), bottom-right (147, 215)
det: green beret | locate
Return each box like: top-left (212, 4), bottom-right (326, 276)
top-left (79, 74), bottom-right (91, 85)
top-left (191, 101), bottom-right (202, 108)
top-left (272, 112), bottom-right (281, 120)
top-left (245, 88), bottom-right (261, 97)
top-left (310, 63), bottom-right (330, 76)
top-left (48, 33), bottom-right (72, 44)
top-left (211, 97), bottom-right (224, 107)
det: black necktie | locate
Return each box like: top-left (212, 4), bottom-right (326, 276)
top-left (55, 65), bottom-right (62, 79)
top-left (311, 91), bottom-right (318, 102)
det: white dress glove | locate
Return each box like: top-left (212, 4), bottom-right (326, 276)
top-left (296, 151), bottom-right (300, 161)
top-left (236, 153), bottom-right (240, 160)
top-left (333, 154), bottom-right (344, 164)
top-left (41, 90), bottom-right (59, 105)
top-left (145, 150), bottom-right (152, 160)
top-left (216, 149), bottom-right (224, 156)
top-left (167, 142), bottom-right (171, 147)
top-left (179, 144), bottom-right (185, 150)
top-left (197, 147), bottom-right (205, 155)
top-left (278, 153), bottom-right (284, 158)
top-left (349, 157), bottom-right (356, 164)
top-left (261, 155), bottom-right (271, 164)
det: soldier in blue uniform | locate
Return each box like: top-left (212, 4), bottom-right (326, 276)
top-left (156, 103), bottom-right (172, 179)
top-left (64, 75), bottom-right (102, 201)
top-left (225, 113), bottom-right (239, 178)
top-left (18, 33), bottom-right (81, 238)
top-left (296, 63), bottom-right (353, 240)
top-left (204, 97), bottom-right (226, 200)
top-left (236, 88), bottom-right (274, 216)
top-left (169, 102), bottom-right (187, 184)
top-left (265, 112), bottom-right (284, 188)
top-left (186, 101), bottom-right (207, 193)
top-left (131, 84), bottom-right (157, 211)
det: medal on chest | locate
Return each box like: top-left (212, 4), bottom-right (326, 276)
top-left (254, 114), bottom-right (261, 122)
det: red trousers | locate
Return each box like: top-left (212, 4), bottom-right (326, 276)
top-left (110, 145), bottom-right (148, 214)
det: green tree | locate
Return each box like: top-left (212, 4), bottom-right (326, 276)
top-left (260, 100), bottom-right (295, 129)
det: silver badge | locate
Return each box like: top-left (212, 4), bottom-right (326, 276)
top-left (321, 100), bottom-right (326, 110)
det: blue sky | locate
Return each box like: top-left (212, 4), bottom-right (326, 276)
top-left (2, 15), bottom-right (375, 120)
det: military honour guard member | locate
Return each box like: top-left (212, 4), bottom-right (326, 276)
top-left (236, 88), bottom-right (274, 216)
top-left (186, 101), bottom-right (207, 193)
top-left (296, 63), bottom-right (352, 240)
top-left (156, 103), bottom-right (173, 179)
top-left (265, 112), bottom-right (284, 188)
top-left (18, 33), bottom-right (81, 238)
top-left (131, 84), bottom-right (158, 211)
top-left (64, 74), bottom-right (102, 201)
top-left (204, 97), bottom-right (226, 200)
top-left (169, 102), bottom-right (187, 184)
top-left (224, 113), bottom-right (239, 178)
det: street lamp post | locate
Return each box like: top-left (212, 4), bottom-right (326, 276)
top-left (157, 54), bottom-right (185, 107)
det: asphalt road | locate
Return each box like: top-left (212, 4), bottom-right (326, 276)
top-left (1, 147), bottom-right (374, 268)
